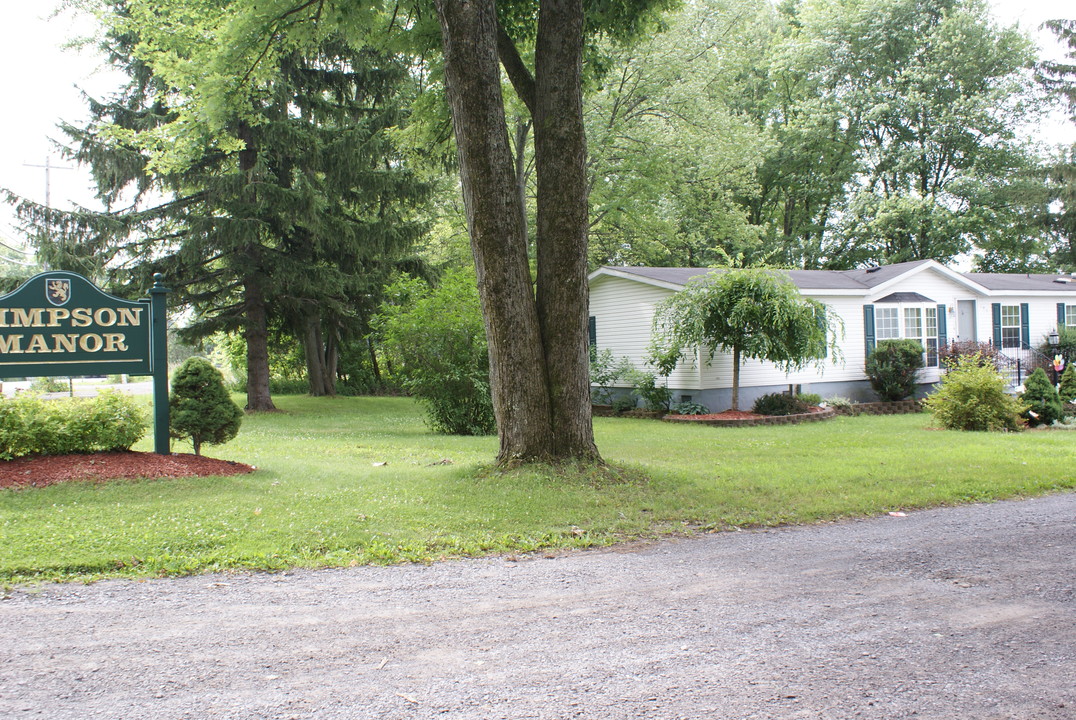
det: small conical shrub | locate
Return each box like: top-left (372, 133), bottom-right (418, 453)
top-left (1019, 367), bottom-right (1064, 427)
top-left (1058, 364), bottom-right (1076, 404)
top-left (169, 357), bottom-right (243, 455)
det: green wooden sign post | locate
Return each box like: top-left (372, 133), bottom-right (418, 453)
top-left (0, 271), bottom-right (171, 454)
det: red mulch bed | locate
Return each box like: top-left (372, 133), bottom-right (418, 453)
top-left (666, 410), bottom-right (765, 421)
top-left (665, 407), bottom-right (826, 421)
top-left (0, 451), bottom-right (255, 489)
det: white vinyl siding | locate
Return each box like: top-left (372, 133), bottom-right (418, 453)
top-left (588, 276), bottom-right (699, 390)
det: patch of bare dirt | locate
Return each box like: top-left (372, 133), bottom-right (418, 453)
top-left (0, 451), bottom-right (255, 489)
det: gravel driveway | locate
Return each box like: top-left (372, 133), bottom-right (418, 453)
top-left (2, 493), bottom-right (1074, 720)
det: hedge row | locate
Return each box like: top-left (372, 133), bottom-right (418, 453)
top-left (0, 391), bottom-right (147, 460)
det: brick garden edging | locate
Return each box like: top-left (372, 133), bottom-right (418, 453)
top-left (661, 407), bottom-right (838, 428)
top-left (835, 400), bottom-right (923, 416)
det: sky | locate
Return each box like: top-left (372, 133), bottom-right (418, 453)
top-left (0, 0), bottom-right (1074, 253)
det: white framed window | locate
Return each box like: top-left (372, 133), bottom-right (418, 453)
top-left (925, 307), bottom-right (938, 367)
top-left (1000, 304), bottom-right (1021, 348)
top-left (876, 307), bottom-right (900, 340)
top-left (874, 304), bottom-right (940, 367)
top-left (1066, 304), bottom-right (1076, 329)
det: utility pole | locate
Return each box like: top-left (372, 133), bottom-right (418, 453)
top-left (23, 156), bottom-right (75, 271)
top-left (24, 156), bottom-right (76, 395)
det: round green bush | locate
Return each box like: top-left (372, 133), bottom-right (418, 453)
top-left (866, 339), bottom-right (925, 401)
top-left (923, 356), bottom-right (1025, 432)
top-left (751, 392), bottom-right (811, 416)
top-left (169, 357), bottom-right (243, 455)
top-left (375, 272), bottom-right (495, 435)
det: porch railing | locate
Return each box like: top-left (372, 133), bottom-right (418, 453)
top-left (995, 343), bottom-right (1053, 390)
top-left (939, 340), bottom-right (1055, 391)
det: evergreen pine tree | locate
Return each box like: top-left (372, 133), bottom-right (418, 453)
top-left (169, 357), bottom-right (243, 456)
top-left (7, 8), bottom-right (430, 408)
top-left (1020, 367), bottom-right (1064, 427)
top-left (1058, 363), bottom-right (1076, 404)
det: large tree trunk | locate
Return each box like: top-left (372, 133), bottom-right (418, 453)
top-left (303, 314), bottom-right (328, 396)
top-left (533, 0), bottom-right (598, 460)
top-left (435, 0), bottom-right (566, 464)
top-left (323, 326), bottom-right (338, 396)
top-left (731, 344), bottom-right (741, 411)
top-left (302, 314), bottom-right (339, 397)
top-left (244, 276), bottom-right (276, 411)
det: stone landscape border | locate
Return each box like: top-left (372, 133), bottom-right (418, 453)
top-left (835, 400), bottom-right (923, 416)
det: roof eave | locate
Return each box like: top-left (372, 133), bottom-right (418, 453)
top-left (587, 266), bottom-right (692, 292)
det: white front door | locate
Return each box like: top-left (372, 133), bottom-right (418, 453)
top-left (957, 300), bottom-right (976, 341)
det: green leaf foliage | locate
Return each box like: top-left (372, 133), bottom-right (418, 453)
top-left (169, 357), bottom-right (244, 455)
top-left (1019, 367), bottom-right (1064, 427)
top-left (375, 271), bottom-right (495, 436)
top-left (865, 339), bottom-right (925, 401)
top-left (0, 391), bottom-right (147, 460)
top-left (1058, 364), bottom-right (1076, 404)
top-left (650, 269), bottom-right (841, 410)
top-left (751, 392), bottom-right (810, 416)
top-left (923, 355), bottom-right (1025, 432)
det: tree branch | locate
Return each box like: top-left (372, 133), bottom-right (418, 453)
top-left (497, 24), bottom-right (536, 115)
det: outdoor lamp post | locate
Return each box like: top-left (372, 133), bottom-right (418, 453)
top-left (1048, 331), bottom-right (1063, 386)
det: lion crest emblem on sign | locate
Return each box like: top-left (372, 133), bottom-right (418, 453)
top-left (46, 278), bottom-right (71, 306)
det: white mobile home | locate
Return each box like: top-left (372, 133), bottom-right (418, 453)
top-left (588, 260), bottom-right (1076, 410)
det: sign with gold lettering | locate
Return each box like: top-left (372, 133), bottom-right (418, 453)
top-left (0, 272), bottom-right (153, 378)
top-left (1, 271), bottom-right (171, 454)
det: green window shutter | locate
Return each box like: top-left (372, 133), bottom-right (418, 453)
top-left (863, 304), bottom-right (875, 357)
top-left (992, 303), bottom-right (1002, 347)
top-left (588, 315), bottom-right (597, 359)
top-left (1020, 303), bottom-right (1030, 348)
top-left (936, 304), bottom-right (947, 347)
top-left (1059, 303), bottom-right (1067, 329)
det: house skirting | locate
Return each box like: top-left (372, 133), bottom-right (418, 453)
top-left (596, 379), bottom-right (940, 413)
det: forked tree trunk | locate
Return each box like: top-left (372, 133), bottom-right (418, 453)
top-left (244, 277), bottom-right (276, 412)
top-left (435, 0), bottom-right (601, 464)
top-left (304, 315), bottom-right (327, 396)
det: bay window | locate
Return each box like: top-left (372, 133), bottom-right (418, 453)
top-left (865, 299), bottom-right (945, 368)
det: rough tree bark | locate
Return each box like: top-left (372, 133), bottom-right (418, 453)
top-left (533, 0), bottom-right (598, 459)
top-left (303, 314), bottom-right (328, 396)
top-left (238, 121), bottom-right (275, 412)
top-left (243, 276), bottom-right (276, 411)
top-left (435, 0), bottom-right (598, 464)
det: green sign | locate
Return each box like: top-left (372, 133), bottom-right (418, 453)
top-left (0, 272), bottom-right (152, 377)
top-left (0, 271), bottom-right (171, 454)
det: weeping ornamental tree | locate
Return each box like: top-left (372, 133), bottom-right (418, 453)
top-left (649, 269), bottom-right (842, 410)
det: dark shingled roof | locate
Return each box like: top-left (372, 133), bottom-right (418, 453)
top-left (597, 263), bottom-right (1076, 294)
top-left (598, 265), bottom-right (911, 291)
top-left (964, 273), bottom-right (1076, 291)
top-left (874, 292), bottom-right (935, 304)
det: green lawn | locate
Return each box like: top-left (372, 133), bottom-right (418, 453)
top-left (2, 395), bottom-right (1074, 583)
